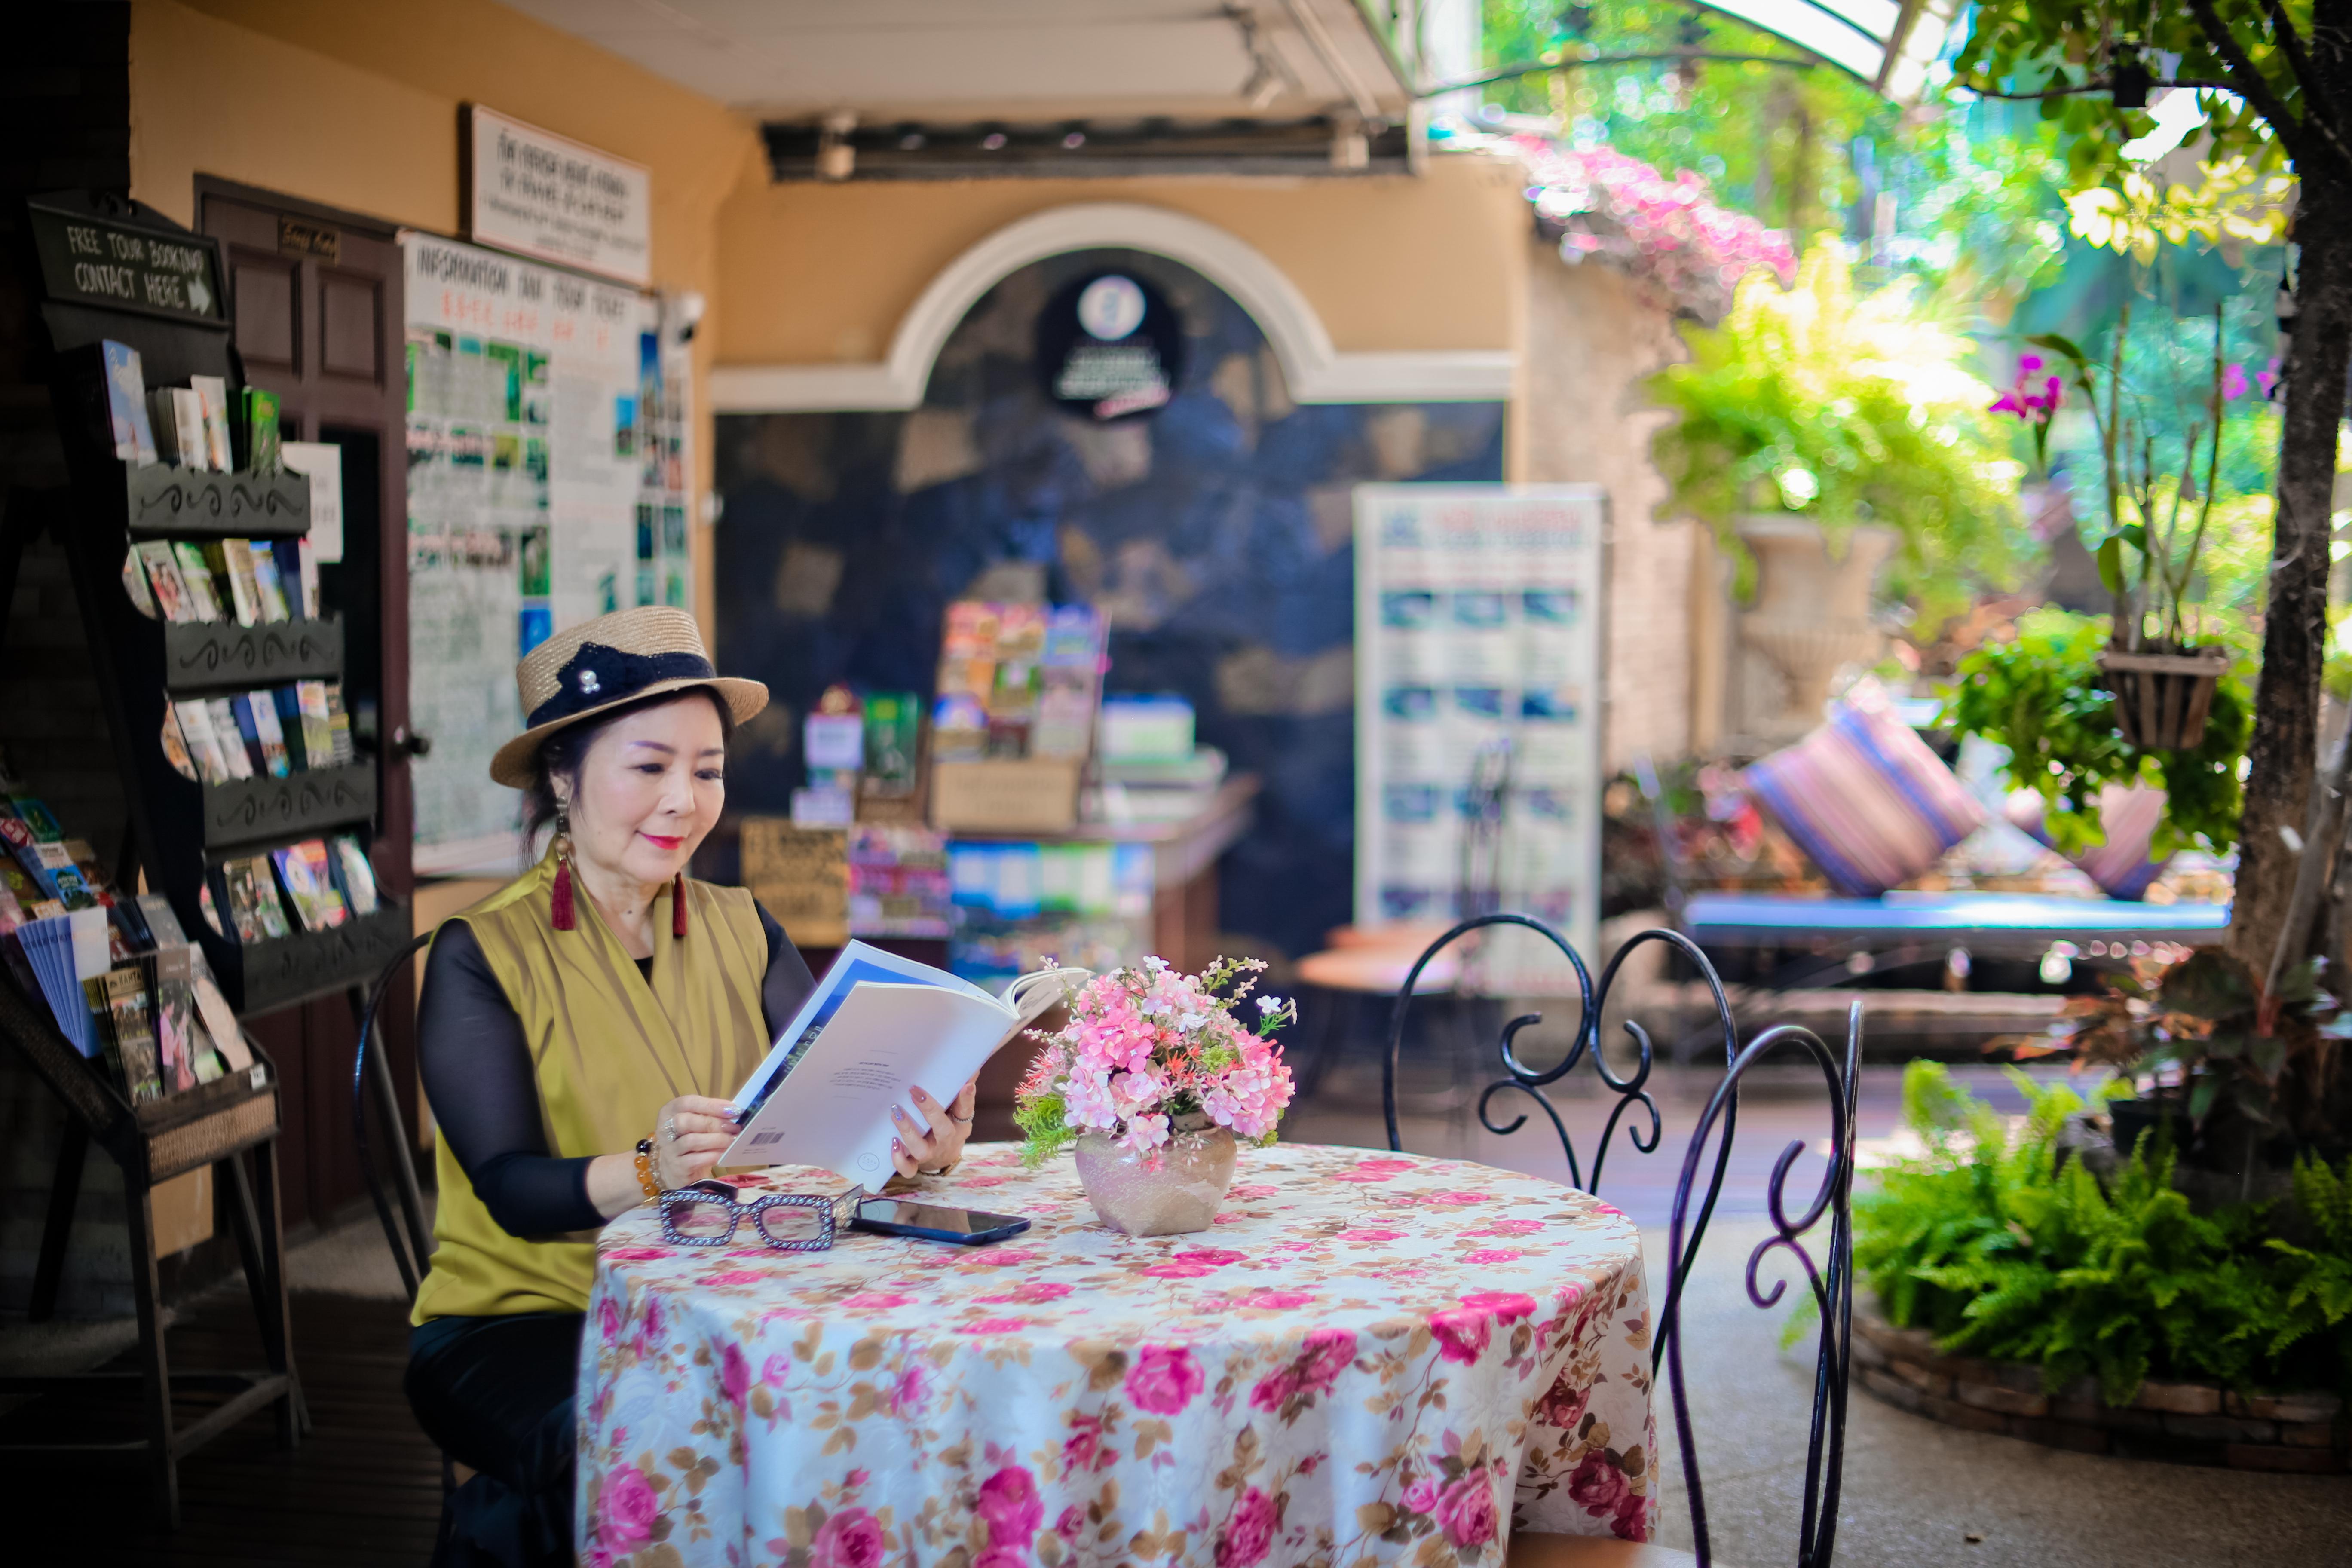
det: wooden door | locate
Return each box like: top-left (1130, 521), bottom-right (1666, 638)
top-left (196, 181), bottom-right (416, 1232)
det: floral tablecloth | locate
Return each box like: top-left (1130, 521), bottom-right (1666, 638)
top-left (578, 1142), bottom-right (1655, 1568)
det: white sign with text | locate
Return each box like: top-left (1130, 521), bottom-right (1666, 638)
top-left (466, 105), bottom-right (651, 287)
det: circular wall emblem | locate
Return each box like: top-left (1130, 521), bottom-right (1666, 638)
top-left (1076, 274), bottom-right (1146, 341)
top-left (1036, 269), bottom-right (1185, 423)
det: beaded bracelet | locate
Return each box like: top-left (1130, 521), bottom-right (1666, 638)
top-left (634, 1136), bottom-right (661, 1203)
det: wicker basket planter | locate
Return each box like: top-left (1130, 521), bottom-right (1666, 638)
top-left (2099, 645), bottom-right (2231, 750)
top-left (1854, 1303), bottom-right (2347, 1472)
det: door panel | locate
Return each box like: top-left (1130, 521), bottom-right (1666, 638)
top-left (199, 182), bottom-right (414, 1231)
top-left (230, 255), bottom-right (299, 368)
top-left (319, 270), bottom-right (382, 382)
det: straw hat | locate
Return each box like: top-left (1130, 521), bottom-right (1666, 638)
top-left (489, 606), bottom-right (767, 788)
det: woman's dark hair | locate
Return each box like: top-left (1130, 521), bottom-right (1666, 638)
top-left (523, 686), bottom-right (735, 840)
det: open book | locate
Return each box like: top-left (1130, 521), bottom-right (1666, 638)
top-left (719, 940), bottom-right (1083, 1184)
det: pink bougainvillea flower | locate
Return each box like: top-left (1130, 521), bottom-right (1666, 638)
top-left (1125, 1344), bottom-right (1206, 1413)
top-left (2223, 362), bottom-right (2250, 400)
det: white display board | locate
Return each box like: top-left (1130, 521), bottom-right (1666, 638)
top-left (401, 234), bottom-right (695, 875)
top-left (1354, 485), bottom-right (1607, 993)
top-left (466, 106), bottom-right (652, 287)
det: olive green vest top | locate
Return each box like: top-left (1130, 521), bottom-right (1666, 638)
top-left (410, 851), bottom-right (772, 1324)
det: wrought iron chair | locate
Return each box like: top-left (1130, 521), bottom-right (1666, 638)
top-left (1506, 1000), bottom-right (1864, 1568)
top-left (352, 931), bottom-right (434, 1299)
top-left (1382, 913), bottom-right (1743, 1203)
top-left (350, 930), bottom-right (467, 1546)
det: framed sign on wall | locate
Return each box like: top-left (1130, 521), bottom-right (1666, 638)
top-left (462, 105), bottom-right (652, 288)
top-left (1353, 484), bottom-right (1608, 993)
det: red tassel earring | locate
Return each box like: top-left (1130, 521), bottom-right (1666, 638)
top-left (671, 872), bottom-right (689, 938)
top-left (550, 804), bottom-right (576, 931)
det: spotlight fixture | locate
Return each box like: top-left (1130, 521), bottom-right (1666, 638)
top-left (816, 110), bottom-right (856, 180)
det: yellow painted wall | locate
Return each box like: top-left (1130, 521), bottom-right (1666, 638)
top-left (713, 153), bottom-right (1531, 368)
top-left (126, 0), bottom-right (761, 625)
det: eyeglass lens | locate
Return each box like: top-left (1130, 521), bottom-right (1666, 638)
top-left (669, 1197), bottom-right (737, 1241)
top-left (754, 1204), bottom-right (827, 1246)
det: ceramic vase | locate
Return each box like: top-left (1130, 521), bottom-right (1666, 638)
top-left (1074, 1118), bottom-right (1238, 1236)
top-left (1733, 517), bottom-right (1896, 742)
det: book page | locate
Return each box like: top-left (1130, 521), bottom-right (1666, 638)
top-left (727, 939), bottom-right (1001, 1124)
top-left (720, 983), bottom-right (1024, 1183)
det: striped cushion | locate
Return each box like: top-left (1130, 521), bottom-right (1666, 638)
top-left (2005, 784), bottom-right (2171, 900)
top-left (1744, 697), bottom-right (1987, 897)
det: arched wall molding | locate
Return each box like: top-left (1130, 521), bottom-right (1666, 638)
top-left (709, 202), bottom-right (1516, 412)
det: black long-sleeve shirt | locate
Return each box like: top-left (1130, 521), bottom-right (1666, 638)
top-left (416, 903), bottom-right (814, 1238)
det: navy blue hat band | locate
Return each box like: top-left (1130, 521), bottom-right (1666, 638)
top-left (527, 643), bottom-right (717, 729)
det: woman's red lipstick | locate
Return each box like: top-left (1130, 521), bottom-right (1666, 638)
top-left (640, 833), bottom-right (684, 851)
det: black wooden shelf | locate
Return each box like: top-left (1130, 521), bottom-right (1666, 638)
top-left (124, 465), bottom-right (309, 539)
top-left (198, 763), bottom-right (376, 851)
top-left (228, 902), bottom-right (412, 1018)
top-left (163, 614), bottom-right (342, 691)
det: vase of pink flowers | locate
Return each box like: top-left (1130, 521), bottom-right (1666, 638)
top-left (1016, 955), bottom-right (1297, 1236)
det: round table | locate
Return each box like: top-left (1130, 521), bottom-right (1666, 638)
top-left (576, 1142), bottom-right (1656, 1567)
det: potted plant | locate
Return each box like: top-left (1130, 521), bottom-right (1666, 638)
top-left (1650, 247), bottom-right (2024, 701)
top-left (2005, 309), bottom-right (2242, 749)
top-left (1939, 607), bottom-right (2249, 862)
top-left (1014, 955), bottom-right (1296, 1235)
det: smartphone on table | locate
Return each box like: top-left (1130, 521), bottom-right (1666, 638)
top-left (851, 1198), bottom-right (1031, 1246)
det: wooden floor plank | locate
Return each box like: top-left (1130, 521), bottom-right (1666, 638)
top-left (4, 1289), bottom-right (443, 1567)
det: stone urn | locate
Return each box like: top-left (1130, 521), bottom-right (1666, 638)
top-left (1735, 517), bottom-right (1897, 742)
top-left (1073, 1115), bottom-right (1238, 1236)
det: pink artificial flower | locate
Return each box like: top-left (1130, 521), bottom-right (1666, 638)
top-left (1216, 1487), bottom-right (1278, 1568)
top-left (1435, 1476), bottom-right (1499, 1548)
top-left (977, 1464), bottom-right (1044, 1546)
top-left (1567, 1453), bottom-right (1632, 1518)
top-left (598, 1467), bottom-right (661, 1550)
top-left (811, 1505), bottom-right (888, 1568)
top-left (2019, 353), bottom-right (2043, 372)
top-left (1125, 1344), bottom-right (1206, 1413)
top-left (720, 1343), bottom-right (750, 1408)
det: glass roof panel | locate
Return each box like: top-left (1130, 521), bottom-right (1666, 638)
top-left (1691, 0), bottom-right (1964, 96)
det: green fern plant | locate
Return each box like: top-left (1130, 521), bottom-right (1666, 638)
top-left (1856, 1063), bottom-right (2352, 1403)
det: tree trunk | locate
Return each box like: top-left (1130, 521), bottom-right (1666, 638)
top-left (2230, 181), bottom-right (2352, 988)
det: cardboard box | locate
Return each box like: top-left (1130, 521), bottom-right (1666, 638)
top-left (738, 818), bottom-right (848, 946)
top-left (930, 758), bottom-right (1084, 834)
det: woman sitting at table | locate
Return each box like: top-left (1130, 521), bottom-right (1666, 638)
top-left (404, 606), bottom-right (976, 1568)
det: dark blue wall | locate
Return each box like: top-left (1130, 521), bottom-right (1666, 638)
top-left (713, 248), bottom-right (1504, 961)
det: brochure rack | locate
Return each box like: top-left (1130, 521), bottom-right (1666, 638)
top-left (21, 193), bottom-right (410, 1014)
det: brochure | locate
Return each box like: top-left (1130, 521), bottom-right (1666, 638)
top-left (719, 939), bottom-right (1081, 1184)
top-left (170, 542), bottom-right (226, 622)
